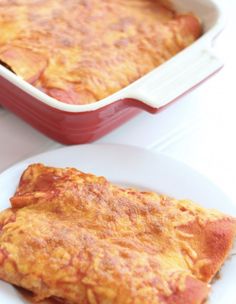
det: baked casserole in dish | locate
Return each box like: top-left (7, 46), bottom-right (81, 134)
top-left (0, 163), bottom-right (235, 304)
top-left (0, 0), bottom-right (223, 143)
top-left (0, 0), bottom-right (202, 105)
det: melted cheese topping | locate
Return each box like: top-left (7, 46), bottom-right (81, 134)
top-left (0, 0), bottom-right (201, 104)
top-left (0, 164), bottom-right (235, 304)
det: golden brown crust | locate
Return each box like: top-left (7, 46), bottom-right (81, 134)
top-left (0, 1), bottom-right (201, 104)
top-left (0, 164), bottom-right (235, 304)
top-left (178, 218), bottom-right (236, 282)
top-left (161, 276), bottom-right (209, 304)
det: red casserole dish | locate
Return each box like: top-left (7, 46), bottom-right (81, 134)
top-left (0, 0), bottom-right (223, 144)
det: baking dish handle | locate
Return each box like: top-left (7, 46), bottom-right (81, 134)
top-left (127, 49), bottom-right (223, 112)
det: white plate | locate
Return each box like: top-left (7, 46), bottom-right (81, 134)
top-left (0, 144), bottom-right (235, 304)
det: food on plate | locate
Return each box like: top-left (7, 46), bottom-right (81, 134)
top-left (0, 0), bottom-right (201, 105)
top-left (0, 163), bottom-right (235, 303)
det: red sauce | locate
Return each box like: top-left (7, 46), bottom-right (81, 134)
top-left (34, 173), bottom-right (61, 192)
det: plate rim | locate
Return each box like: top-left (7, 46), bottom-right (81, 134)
top-left (0, 143), bottom-right (234, 205)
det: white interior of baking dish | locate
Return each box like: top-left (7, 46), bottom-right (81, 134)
top-left (0, 0), bottom-right (224, 113)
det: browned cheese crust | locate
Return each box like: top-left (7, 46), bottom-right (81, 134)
top-left (0, 164), bottom-right (235, 303)
top-left (0, 0), bottom-right (201, 104)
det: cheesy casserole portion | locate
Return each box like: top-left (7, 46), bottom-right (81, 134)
top-left (0, 164), bottom-right (235, 303)
top-left (0, 0), bottom-right (201, 104)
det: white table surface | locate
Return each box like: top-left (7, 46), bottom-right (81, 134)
top-left (0, 0), bottom-right (236, 202)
